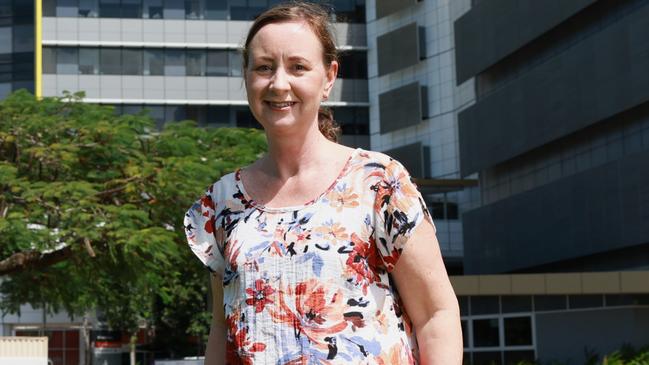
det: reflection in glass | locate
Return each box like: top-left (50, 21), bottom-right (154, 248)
top-left (79, 48), bottom-right (99, 74)
top-left (122, 0), bottom-right (142, 18)
top-left (57, 0), bottom-right (78, 17)
top-left (78, 0), bottom-right (98, 17)
top-left (143, 49), bottom-right (164, 76)
top-left (206, 50), bottom-right (228, 76)
top-left (0, 27), bottom-right (11, 53)
top-left (99, 0), bottom-right (120, 17)
top-left (205, 0), bottom-right (226, 20)
top-left (122, 48), bottom-right (143, 75)
top-left (473, 318), bottom-right (499, 347)
top-left (164, 49), bottom-right (185, 76)
top-left (143, 0), bottom-right (163, 18)
top-left (43, 47), bottom-right (57, 74)
top-left (43, 0), bottom-right (57, 16)
top-left (100, 48), bottom-right (121, 75)
top-left (163, 0), bottom-right (184, 19)
top-left (228, 51), bottom-right (242, 77)
top-left (186, 49), bottom-right (205, 76)
top-left (185, 0), bottom-right (204, 20)
top-left (57, 47), bottom-right (78, 74)
top-left (13, 24), bottom-right (34, 53)
top-left (0, 82), bottom-right (11, 99)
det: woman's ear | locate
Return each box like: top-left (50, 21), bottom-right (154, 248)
top-left (323, 60), bottom-right (338, 98)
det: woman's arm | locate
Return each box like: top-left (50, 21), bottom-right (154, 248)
top-left (204, 274), bottom-right (226, 365)
top-left (391, 219), bottom-right (463, 365)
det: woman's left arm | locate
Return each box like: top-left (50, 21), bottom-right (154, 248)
top-left (391, 219), bottom-right (463, 365)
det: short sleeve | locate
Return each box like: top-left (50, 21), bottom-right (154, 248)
top-left (184, 187), bottom-right (225, 275)
top-left (373, 158), bottom-right (436, 272)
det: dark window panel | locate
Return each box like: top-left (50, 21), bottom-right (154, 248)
top-left (122, 0), bottom-right (143, 18)
top-left (458, 296), bottom-right (469, 316)
top-left (185, 105), bottom-right (206, 124)
top-left (143, 0), bottom-right (163, 18)
top-left (122, 48), bottom-right (143, 75)
top-left (205, 105), bottom-right (229, 125)
top-left (0, 82), bottom-right (10, 98)
top-left (377, 22), bottom-right (420, 76)
top-left (78, 0), bottom-right (98, 17)
top-left (13, 24), bottom-right (33, 53)
top-left (0, 26), bottom-right (11, 53)
top-left (568, 295), bottom-right (603, 309)
top-left (43, 47), bottom-right (56, 74)
top-left (379, 82), bottom-right (422, 133)
top-left (534, 295), bottom-right (567, 311)
top-left (205, 0), bottom-right (226, 20)
top-left (164, 49), bottom-right (185, 76)
top-left (338, 50), bottom-right (367, 79)
top-left (186, 49), bottom-right (205, 76)
top-left (473, 351), bottom-right (501, 365)
top-left (473, 318), bottom-right (500, 347)
top-left (57, 0), bottom-right (79, 17)
top-left (206, 50), bottom-right (228, 76)
top-left (57, 47), bottom-right (78, 74)
top-left (163, 0), bottom-right (184, 19)
top-left (471, 296), bottom-right (500, 315)
top-left (605, 294), bottom-right (649, 306)
top-left (143, 48), bottom-right (164, 75)
top-left (461, 320), bottom-right (469, 348)
top-left (185, 0), bottom-right (204, 20)
top-left (504, 351), bottom-right (535, 365)
top-left (43, 0), bottom-right (57, 16)
top-left (99, 0), bottom-right (120, 17)
top-left (234, 106), bottom-right (259, 128)
top-left (123, 104), bottom-right (144, 115)
top-left (501, 296), bottom-right (532, 313)
top-left (164, 105), bottom-right (186, 122)
top-left (100, 48), bottom-right (121, 75)
top-left (503, 317), bottom-right (532, 346)
top-left (78, 48), bottom-right (99, 75)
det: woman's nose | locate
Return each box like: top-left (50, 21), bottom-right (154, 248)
top-left (269, 68), bottom-right (290, 92)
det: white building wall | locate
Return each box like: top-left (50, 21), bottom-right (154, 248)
top-left (367, 0), bottom-right (479, 259)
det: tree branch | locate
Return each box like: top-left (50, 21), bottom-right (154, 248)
top-left (0, 246), bottom-right (73, 276)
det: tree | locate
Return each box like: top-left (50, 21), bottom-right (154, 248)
top-left (0, 90), bottom-right (267, 363)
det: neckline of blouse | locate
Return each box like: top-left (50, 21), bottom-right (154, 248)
top-left (234, 147), bottom-right (362, 213)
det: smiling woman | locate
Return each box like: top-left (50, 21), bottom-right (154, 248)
top-left (184, 2), bottom-right (463, 365)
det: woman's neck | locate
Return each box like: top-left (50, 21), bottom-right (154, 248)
top-left (261, 123), bottom-right (337, 181)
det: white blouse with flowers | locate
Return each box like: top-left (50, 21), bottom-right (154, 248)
top-left (185, 148), bottom-right (436, 364)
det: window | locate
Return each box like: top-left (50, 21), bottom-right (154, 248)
top-left (164, 105), bottom-right (186, 122)
top-left (164, 49), bottom-right (185, 76)
top-left (79, 48), bottom-right (99, 74)
top-left (338, 50), bottom-right (367, 79)
top-left (0, 27), bottom-right (11, 53)
top-left (0, 82), bottom-right (11, 99)
top-left (206, 50), bottom-right (228, 76)
top-left (473, 318), bottom-right (499, 347)
top-left (473, 351), bottom-right (502, 365)
top-left (471, 296), bottom-right (499, 315)
top-left (228, 51), bottom-right (242, 77)
top-left (205, 0), bottom-right (226, 20)
top-left (57, 0), bottom-right (79, 17)
top-left (504, 317), bottom-right (532, 346)
top-left (504, 351), bottom-right (535, 365)
top-left (143, 0), bottom-right (163, 18)
top-left (78, 0), bottom-right (98, 17)
top-left (533, 295), bottom-right (566, 311)
top-left (186, 49), bottom-right (205, 76)
top-left (99, 48), bottom-right (121, 75)
top-left (185, 0), bottom-right (204, 19)
top-left (43, 47), bottom-right (57, 74)
top-left (43, 0), bottom-right (57, 16)
top-left (206, 105), bottom-right (229, 125)
top-left (143, 48), bottom-right (164, 75)
top-left (99, 0), bottom-right (120, 17)
top-left (163, 0), bottom-right (184, 19)
top-left (122, 48), bottom-right (143, 75)
top-left (568, 294), bottom-right (603, 309)
top-left (56, 47), bottom-right (78, 74)
top-left (501, 296), bottom-right (532, 313)
top-left (121, 0), bottom-right (142, 18)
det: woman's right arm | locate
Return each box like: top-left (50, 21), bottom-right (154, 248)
top-left (204, 274), bottom-right (226, 365)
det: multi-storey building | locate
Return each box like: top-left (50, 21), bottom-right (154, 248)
top-left (454, 0), bottom-right (649, 363)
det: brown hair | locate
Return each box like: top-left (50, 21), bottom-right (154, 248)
top-left (242, 1), bottom-right (341, 142)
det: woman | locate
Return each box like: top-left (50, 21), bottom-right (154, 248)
top-left (184, 2), bottom-right (462, 364)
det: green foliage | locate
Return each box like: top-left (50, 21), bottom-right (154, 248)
top-left (0, 90), bottom-right (266, 353)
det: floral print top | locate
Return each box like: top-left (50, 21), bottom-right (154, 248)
top-left (184, 148), bottom-right (436, 364)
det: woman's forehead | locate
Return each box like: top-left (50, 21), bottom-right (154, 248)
top-left (248, 21), bottom-right (323, 57)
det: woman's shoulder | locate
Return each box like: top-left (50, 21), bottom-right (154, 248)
top-left (354, 148), bottom-right (406, 174)
top-left (201, 171), bottom-right (240, 207)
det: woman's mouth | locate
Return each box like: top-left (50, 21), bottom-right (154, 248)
top-left (266, 101), bottom-right (297, 110)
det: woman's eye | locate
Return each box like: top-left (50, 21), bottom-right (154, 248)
top-left (256, 65), bottom-right (272, 72)
top-left (294, 64), bottom-right (306, 71)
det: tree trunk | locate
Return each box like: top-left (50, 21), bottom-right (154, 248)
top-left (130, 332), bottom-right (137, 365)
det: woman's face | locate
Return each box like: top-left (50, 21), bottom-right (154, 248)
top-left (244, 21), bottom-right (337, 135)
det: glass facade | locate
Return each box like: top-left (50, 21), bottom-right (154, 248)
top-left (43, 0), bottom-right (366, 22)
top-left (0, 0), bottom-right (34, 99)
top-left (44, 46), bottom-right (368, 79)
